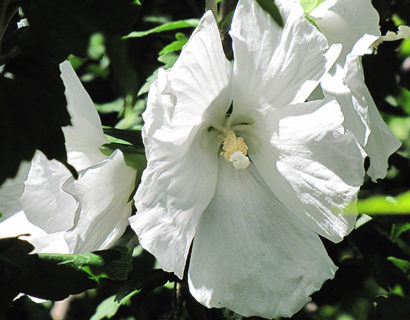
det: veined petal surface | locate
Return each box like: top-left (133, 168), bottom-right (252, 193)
top-left (230, 0), bottom-right (339, 118)
top-left (60, 61), bottom-right (108, 171)
top-left (64, 150), bottom-right (136, 253)
top-left (21, 151), bottom-right (77, 233)
top-left (0, 161), bottom-right (30, 220)
top-left (132, 11), bottom-right (232, 278)
top-left (188, 160), bottom-right (336, 318)
top-left (246, 99), bottom-right (365, 242)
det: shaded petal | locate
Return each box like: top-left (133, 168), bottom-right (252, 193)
top-left (321, 68), bottom-right (369, 146)
top-left (21, 151), bottom-right (77, 233)
top-left (64, 150), bottom-right (136, 253)
top-left (132, 11), bottom-right (232, 278)
top-left (230, 0), bottom-right (340, 118)
top-left (344, 58), bottom-right (401, 180)
top-left (60, 61), bottom-right (108, 171)
top-left (243, 99), bottom-right (365, 242)
top-left (331, 56), bottom-right (401, 180)
top-left (311, 0), bottom-right (380, 66)
top-left (0, 161), bottom-right (30, 220)
top-left (188, 160), bottom-right (336, 318)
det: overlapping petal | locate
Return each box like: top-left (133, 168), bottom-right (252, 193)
top-left (311, 0), bottom-right (400, 180)
top-left (131, 11), bottom-right (232, 278)
top-left (60, 61), bottom-right (108, 171)
top-left (0, 211), bottom-right (69, 253)
top-left (230, 0), bottom-right (340, 118)
top-left (64, 150), bottom-right (136, 253)
top-left (17, 61), bottom-right (135, 254)
top-left (345, 58), bottom-right (401, 180)
top-left (310, 0), bottom-right (380, 66)
top-left (245, 99), bottom-right (365, 242)
top-left (0, 161), bottom-right (30, 220)
top-left (188, 160), bottom-right (337, 318)
top-left (21, 151), bottom-right (76, 232)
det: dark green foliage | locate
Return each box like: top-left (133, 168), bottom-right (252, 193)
top-left (0, 237), bottom-right (132, 309)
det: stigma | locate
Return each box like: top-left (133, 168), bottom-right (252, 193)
top-left (220, 130), bottom-right (250, 169)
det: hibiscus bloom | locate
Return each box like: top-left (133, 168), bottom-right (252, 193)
top-left (309, 0), bottom-right (401, 181)
top-left (0, 61), bottom-right (137, 254)
top-left (130, 0), bottom-right (365, 317)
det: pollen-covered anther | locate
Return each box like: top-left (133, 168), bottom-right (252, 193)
top-left (220, 130), bottom-right (250, 169)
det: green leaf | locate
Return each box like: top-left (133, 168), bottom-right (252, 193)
top-left (100, 142), bottom-right (146, 174)
top-left (300, 0), bottom-right (324, 14)
top-left (115, 269), bottom-right (174, 303)
top-left (390, 223), bottom-right (410, 242)
top-left (91, 290), bottom-right (140, 320)
top-left (96, 98), bottom-right (124, 114)
top-left (123, 18), bottom-right (199, 39)
top-left (159, 32), bottom-right (188, 55)
top-left (88, 33), bottom-right (106, 60)
top-left (103, 128), bottom-right (143, 147)
top-left (254, 0), bottom-right (284, 28)
top-left (356, 191), bottom-right (410, 215)
top-left (0, 238), bottom-right (132, 306)
top-left (387, 257), bottom-right (410, 275)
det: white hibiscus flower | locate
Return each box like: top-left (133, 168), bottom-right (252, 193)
top-left (130, 0), bottom-right (365, 318)
top-left (309, 0), bottom-right (402, 181)
top-left (0, 61), bottom-right (137, 254)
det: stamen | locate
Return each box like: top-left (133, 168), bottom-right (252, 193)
top-left (220, 130), bottom-right (250, 169)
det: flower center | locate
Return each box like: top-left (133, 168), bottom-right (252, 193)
top-left (220, 130), bottom-right (250, 170)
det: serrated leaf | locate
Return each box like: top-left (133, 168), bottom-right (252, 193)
top-left (254, 0), bottom-right (283, 28)
top-left (123, 18), bottom-right (199, 39)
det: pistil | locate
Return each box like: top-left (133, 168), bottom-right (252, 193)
top-left (220, 130), bottom-right (250, 169)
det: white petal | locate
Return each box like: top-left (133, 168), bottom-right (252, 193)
top-left (132, 11), bottom-right (232, 278)
top-left (21, 151), bottom-right (77, 233)
top-left (311, 0), bottom-right (380, 65)
top-left (0, 161), bottom-right (30, 220)
top-left (63, 150), bottom-right (136, 253)
top-left (230, 0), bottom-right (339, 118)
top-left (188, 159), bottom-right (336, 318)
top-left (245, 99), bottom-right (365, 242)
top-left (0, 211), bottom-right (45, 238)
top-left (60, 61), bottom-right (108, 171)
top-left (344, 57), bottom-right (401, 180)
top-left (0, 211), bottom-right (69, 253)
top-left (321, 68), bottom-right (370, 146)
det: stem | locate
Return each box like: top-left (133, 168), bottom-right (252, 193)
top-left (205, 0), bottom-right (217, 19)
top-left (221, 0), bottom-right (237, 20)
top-left (220, 0), bottom-right (238, 60)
